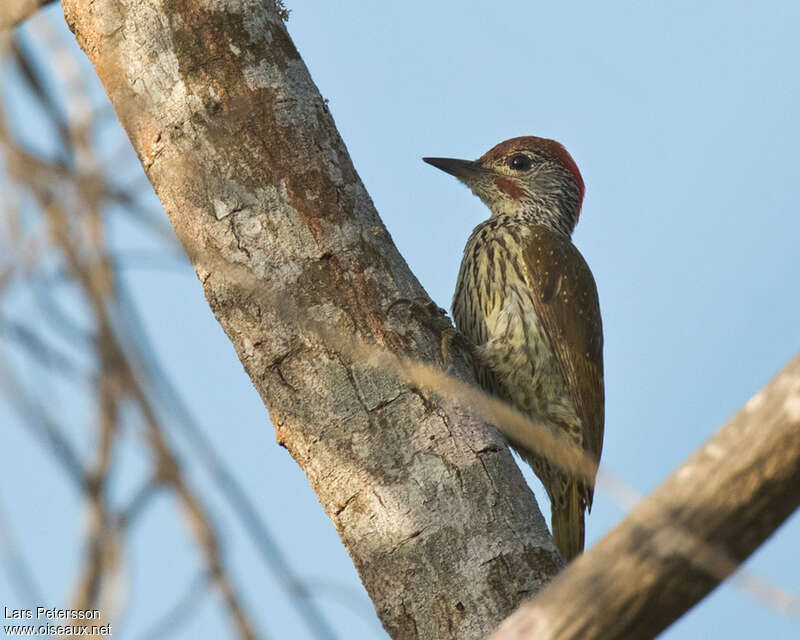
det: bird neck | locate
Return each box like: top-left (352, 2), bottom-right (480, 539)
top-left (488, 193), bottom-right (578, 239)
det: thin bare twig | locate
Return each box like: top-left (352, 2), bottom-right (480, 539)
top-left (0, 357), bottom-right (86, 489)
top-left (0, 315), bottom-right (91, 379)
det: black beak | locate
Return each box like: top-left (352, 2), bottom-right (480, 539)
top-left (422, 157), bottom-right (483, 181)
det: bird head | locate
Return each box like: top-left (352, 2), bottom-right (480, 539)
top-left (424, 136), bottom-right (585, 236)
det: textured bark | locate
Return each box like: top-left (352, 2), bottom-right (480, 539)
top-left (59, 1), bottom-right (562, 638)
top-left (492, 353), bottom-right (800, 640)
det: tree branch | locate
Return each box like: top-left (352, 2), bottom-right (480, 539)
top-left (60, 1), bottom-right (560, 638)
top-left (0, 0), bottom-right (53, 31)
top-left (491, 353), bottom-right (800, 640)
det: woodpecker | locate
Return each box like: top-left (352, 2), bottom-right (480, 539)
top-left (423, 136), bottom-right (604, 561)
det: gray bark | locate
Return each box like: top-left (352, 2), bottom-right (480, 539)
top-left (59, 1), bottom-right (562, 638)
top-left (491, 353), bottom-right (800, 640)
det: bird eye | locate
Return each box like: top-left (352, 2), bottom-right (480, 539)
top-left (507, 154), bottom-right (531, 171)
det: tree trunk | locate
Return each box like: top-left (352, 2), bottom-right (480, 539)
top-left (60, 1), bottom-right (561, 638)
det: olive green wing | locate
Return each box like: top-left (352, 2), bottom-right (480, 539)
top-left (523, 226), bottom-right (605, 500)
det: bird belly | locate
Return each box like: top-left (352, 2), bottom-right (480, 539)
top-left (453, 233), bottom-right (578, 432)
top-left (479, 283), bottom-right (579, 435)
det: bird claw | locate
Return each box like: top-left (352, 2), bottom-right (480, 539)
top-left (386, 297), bottom-right (471, 370)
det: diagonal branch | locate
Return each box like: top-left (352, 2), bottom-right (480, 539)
top-left (491, 353), bottom-right (800, 640)
top-left (0, 0), bottom-right (54, 31)
top-left (60, 1), bottom-right (561, 638)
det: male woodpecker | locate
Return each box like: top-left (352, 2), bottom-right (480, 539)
top-left (424, 136), bottom-right (604, 560)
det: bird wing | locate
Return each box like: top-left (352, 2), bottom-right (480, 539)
top-left (523, 226), bottom-right (605, 497)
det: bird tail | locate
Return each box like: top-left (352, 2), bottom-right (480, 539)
top-left (551, 481), bottom-right (585, 561)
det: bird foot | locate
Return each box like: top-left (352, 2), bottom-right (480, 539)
top-left (387, 297), bottom-right (474, 371)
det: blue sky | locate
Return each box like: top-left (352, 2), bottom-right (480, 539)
top-left (1, 1), bottom-right (799, 639)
